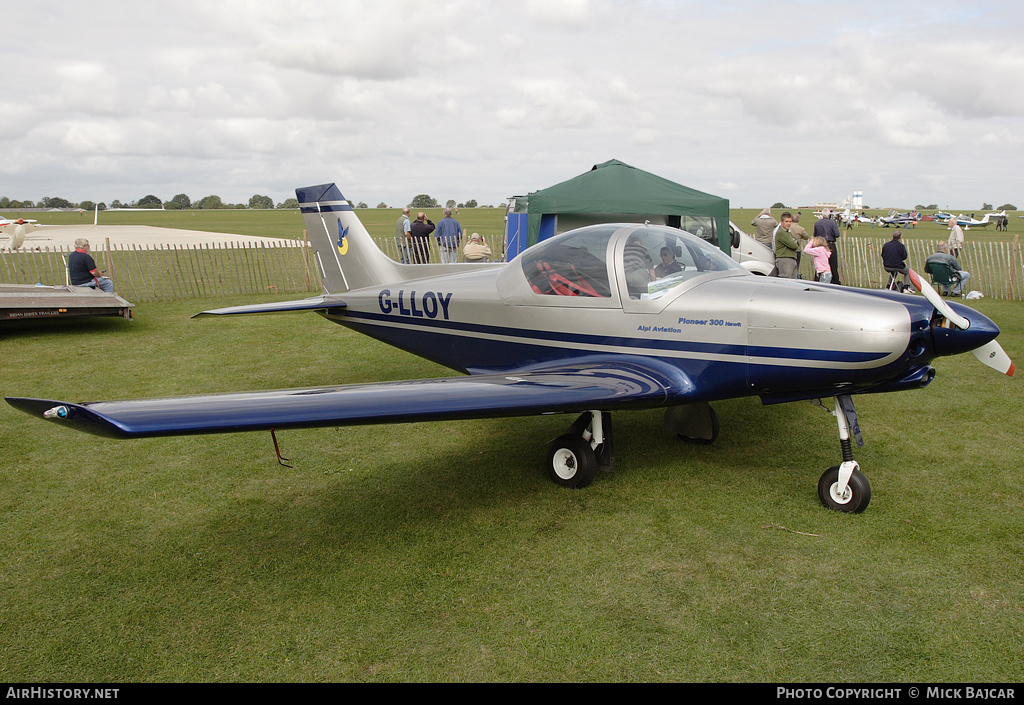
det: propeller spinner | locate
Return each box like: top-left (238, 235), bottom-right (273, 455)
top-left (908, 268), bottom-right (1015, 376)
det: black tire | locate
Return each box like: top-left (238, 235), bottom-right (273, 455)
top-left (546, 434), bottom-right (598, 488)
top-left (677, 407), bottom-right (720, 445)
top-left (817, 465), bottom-right (871, 513)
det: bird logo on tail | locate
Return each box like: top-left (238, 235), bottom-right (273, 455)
top-left (336, 219), bottom-right (349, 255)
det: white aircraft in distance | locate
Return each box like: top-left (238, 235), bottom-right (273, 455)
top-left (0, 217), bottom-right (41, 250)
top-left (838, 208), bottom-right (874, 226)
top-left (814, 208), bottom-right (873, 226)
top-left (953, 211), bottom-right (1004, 229)
top-left (7, 182), bottom-right (1015, 515)
top-left (815, 195), bottom-right (856, 217)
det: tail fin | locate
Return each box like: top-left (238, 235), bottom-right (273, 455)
top-left (297, 183), bottom-right (401, 293)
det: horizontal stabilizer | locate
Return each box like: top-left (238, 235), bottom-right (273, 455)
top-left (6, 359), bottom-right (690, 439)
top-left (192, 295), bottom-right (347, 318)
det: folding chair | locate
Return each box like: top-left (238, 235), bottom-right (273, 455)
top-left (883, 268), bottom-right (911, 293)
top-left (924, 261), bottom-right (962, 297)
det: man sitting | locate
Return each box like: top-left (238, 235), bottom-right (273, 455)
top-left (925, 242), bottom-right (970, 296)
top-left (881, 229), bottom-right (911, 291)
top-left (654, 247), bottom-right (683, 278)
top-left (68, 238), bottom-right (114, 292)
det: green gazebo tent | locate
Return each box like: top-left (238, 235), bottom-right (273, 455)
top-left (507, 159), bottom-right (730, 258)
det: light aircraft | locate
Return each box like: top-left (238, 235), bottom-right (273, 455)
top-left (0, 217), bottom-right (39, 249)
top-left (814, 196), bottom-right (852, 220)
top-left (837, 208), bottom-right (874, 226)
top-left (813, 207), bottom-right (872, 226)
top-left (6, 183), bottom-right (1015, 514)
top-left (953, 211), bottom-right (1004, 229)
top-left (876, 210), bottom-right (922, 227)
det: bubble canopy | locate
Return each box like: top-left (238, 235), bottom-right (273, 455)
top-left (519, 223), bottom-right (745, 300)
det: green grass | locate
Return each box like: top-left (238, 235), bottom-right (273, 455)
top-left (14, 206), bottom-right (1017, 250)
top-left (1, 293), bottom-right (1022, 682)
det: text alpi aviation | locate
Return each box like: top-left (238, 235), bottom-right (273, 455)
top-left (7, 183), bottom-right (1014, 513)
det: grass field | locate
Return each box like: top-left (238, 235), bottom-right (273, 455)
top-left (1, 284), bottom-right (1022, 681)
top-left (6, 206), bottom-right (512, 243)
top-left (12, 204), bottom-right (1020, 245)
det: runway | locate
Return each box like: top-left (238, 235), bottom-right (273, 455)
top-left (8, 224), bottom-right (302, 250)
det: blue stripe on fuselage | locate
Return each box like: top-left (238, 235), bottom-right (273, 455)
top-left (333, 308), bottom-right (891, 365)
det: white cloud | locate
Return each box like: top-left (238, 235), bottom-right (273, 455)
top-left (0, 0), bottom-right (1021, 209)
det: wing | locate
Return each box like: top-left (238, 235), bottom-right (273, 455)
top-left (191, 295), bottom-right (347, 317)
top-left (6, 358), bottom-right (695, 439)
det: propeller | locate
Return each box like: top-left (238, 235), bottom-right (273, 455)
top-left (908, 268), bottom-right (1015, 377)
top-left (971, 340), bottom-right (1015, 377)
top-left (908, 268), bottom-right (969, 328)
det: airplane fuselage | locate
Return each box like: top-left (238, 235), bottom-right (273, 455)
top-left (320, 261), bottom-right (970, 409)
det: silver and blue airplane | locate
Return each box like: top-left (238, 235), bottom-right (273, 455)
top-left (6, 183), bottom-right (1015, 513)
top-left (876, 210), bottom-right (922, 227)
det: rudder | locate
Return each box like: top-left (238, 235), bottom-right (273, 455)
top-left (297, 183), bottom-right (400, 293)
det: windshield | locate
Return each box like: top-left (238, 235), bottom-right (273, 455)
top-left (620, 224), bottom-right (743, 299)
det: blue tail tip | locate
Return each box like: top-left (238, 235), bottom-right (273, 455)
top-left (296, 183), bottom-right (345, 204)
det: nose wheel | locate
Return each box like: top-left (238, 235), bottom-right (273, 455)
top-left (818, 463), bottom-right (871, 513)
top-left (816, 395), bottom-right (872, 513)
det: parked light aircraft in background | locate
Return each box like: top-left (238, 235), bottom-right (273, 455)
top-left (953, 211), bottom-right (1004, 229)
top-left (7, 183), bottom-right (1014, 514)
top-left (876, 210), bottom-right (922, 227)
top-left (0, 216), bottom-right (36, 226)
top-left (837, 208), bottom-right (874, 226)
top-left (814, 206), bottom-right (872, 227)
top-left (0, 217), bottom-right (39, 249)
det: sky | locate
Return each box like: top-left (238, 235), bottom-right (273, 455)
top-left (3, 0), bottom-right (1022, 211)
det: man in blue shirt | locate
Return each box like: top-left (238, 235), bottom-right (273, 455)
top-left (434, 208), bottom-right (463, 264)
top-left (881, 229), bottom-right (910, 291)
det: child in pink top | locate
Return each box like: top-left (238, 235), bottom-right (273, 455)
top-left (803, 236), bottom-right (832, 283)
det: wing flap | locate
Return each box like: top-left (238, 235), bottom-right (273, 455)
top-left (6, 360), bottom-right (692, 439)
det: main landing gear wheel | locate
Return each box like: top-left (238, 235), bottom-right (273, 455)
top-left (546, 434), bottom-right (598, 489)
top-left (818, 465), bottom-right (871, 513)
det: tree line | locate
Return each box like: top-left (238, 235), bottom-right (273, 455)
top-left (0, 194), bottom-right (298, 211)
top-left (2, 193), bottom-right (495, 212)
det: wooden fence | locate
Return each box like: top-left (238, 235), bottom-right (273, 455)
top-left (0, 241), bottom-right (322, 304)
top-left (817, 234), bottom-right (1022, 299)
top-left (3, 233), bottom-right (1020, 303)
top-left (370, 233), bottom-right (505, 264)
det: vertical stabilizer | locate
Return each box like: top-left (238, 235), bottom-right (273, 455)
top-left (297, 183), bottom-right (401, 293)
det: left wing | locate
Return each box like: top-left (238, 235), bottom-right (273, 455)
top-left (6, 359), bottom-right (694, 439)
top-left (190, 295), bottom-right (348, 317)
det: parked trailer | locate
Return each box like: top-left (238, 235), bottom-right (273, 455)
top-left (1, 284), bottom-right (134, 322)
